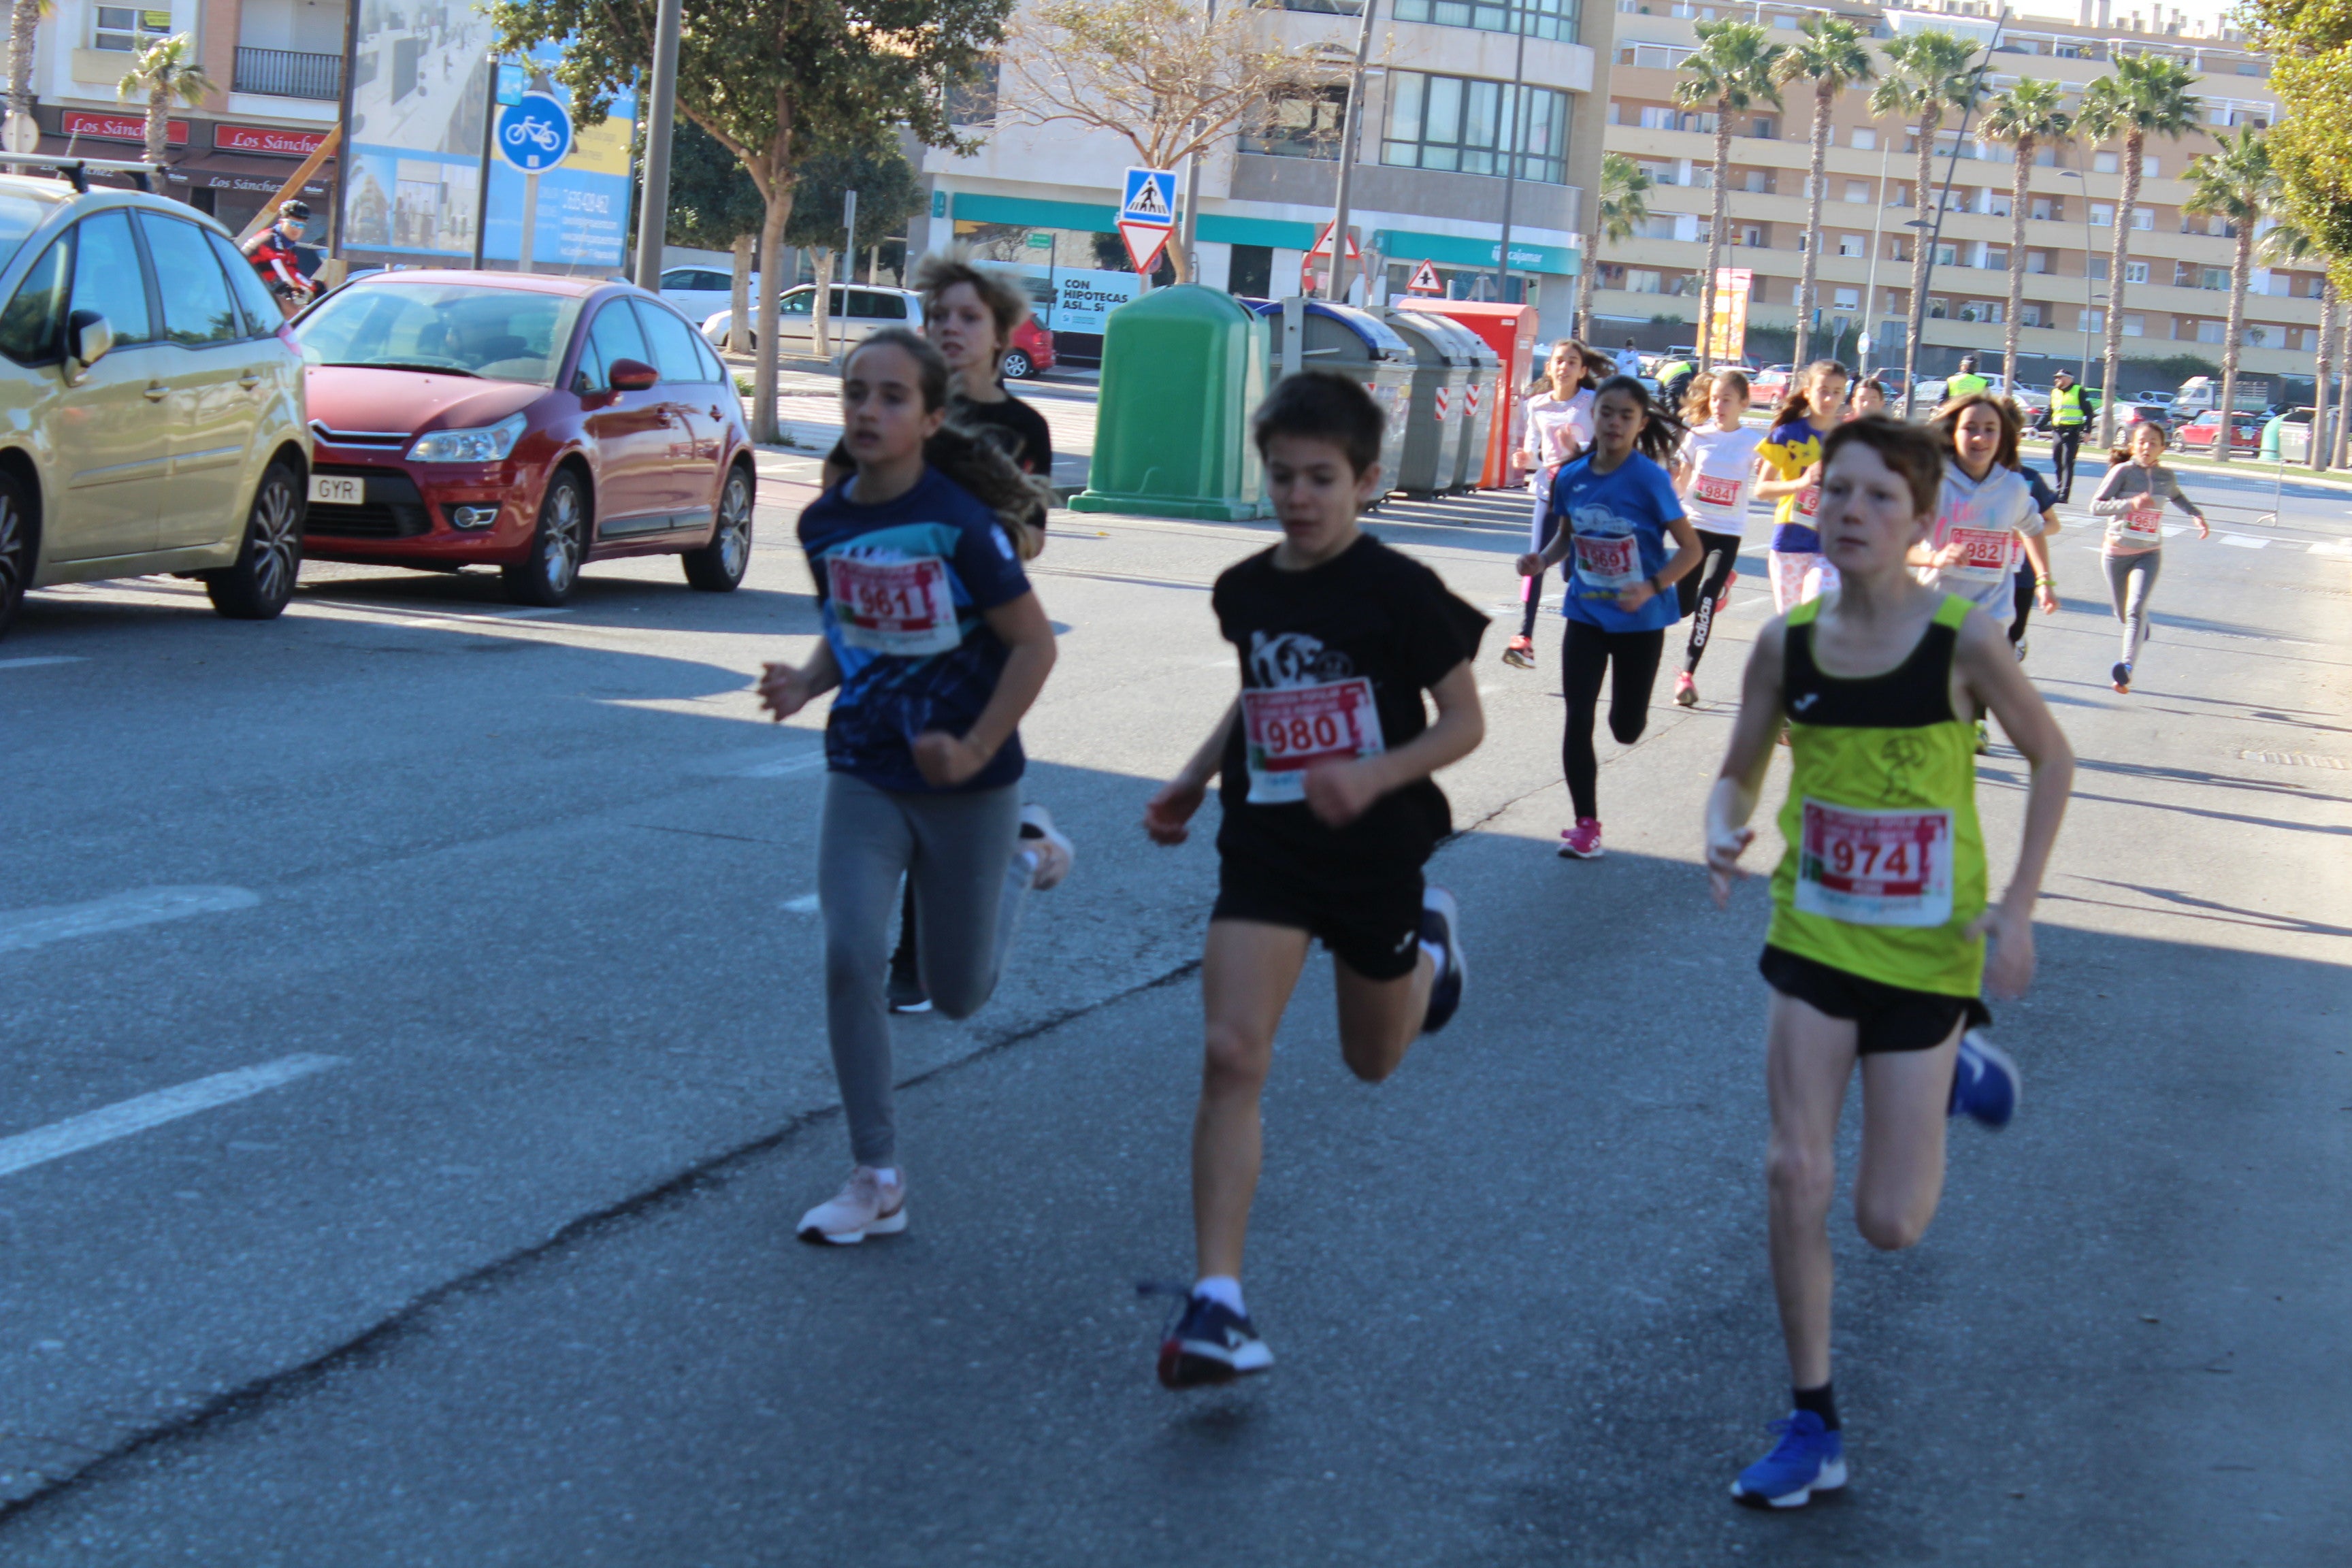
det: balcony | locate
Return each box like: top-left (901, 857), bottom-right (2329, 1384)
top-left (233, 47), bottom-right (343, 101)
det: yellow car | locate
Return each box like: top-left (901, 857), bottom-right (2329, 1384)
top-left (0, 161), bottom-right (310, 640)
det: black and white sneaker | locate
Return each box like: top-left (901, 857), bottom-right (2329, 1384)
top-left (886, 957), bottom-right (932, 1014)
top-left (1420, 885), bottom-right (1467, 1034)
top-left (1156, 1291), bottom-right (1274, 1389)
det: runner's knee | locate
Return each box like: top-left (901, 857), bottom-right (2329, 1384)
top-left (1856, 1194), bottom-right (1931, 1252)
top-left (1201, 1021), bottom-right (1273, 1094)
top-left (1767, 1143), bottom-right (1835, 1215)
top-left (1609, 708), bottom-right (1650, 746)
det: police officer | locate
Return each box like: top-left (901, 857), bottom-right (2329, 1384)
top-left (1656, 354), bottom-right (1695, 409)
top-left (1946, 353), bottom-right (1990, 400)
top-left (2043, 368), bottom-right (2095, 502)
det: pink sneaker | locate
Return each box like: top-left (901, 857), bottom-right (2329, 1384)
top-left (1673, 671), bottom-right (1698, 707)
top-left (1558, 818), bottom-right (1604, 859)
top-left (796, 1166), bottom-right (908, 1245)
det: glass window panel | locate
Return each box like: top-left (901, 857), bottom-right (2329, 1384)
top-left (0, 236), bottom-right (69, 363)
top-left (584, 299), bottom-right (652, 389)
top-left (1465, 81), bottom-right (1497, 150)
top-left (208, 229), bottom-right (278, 338)
top-left (1425, 76), bottom-right (1462, 142)
top-left (68, 210), bottom-right (151, 344)
top-left (138, 214), bottom-right (243, 346)
top-left (1387, 73), bottom-right (1424, 141)
top-left (632, 300), bottom-right (713, 382)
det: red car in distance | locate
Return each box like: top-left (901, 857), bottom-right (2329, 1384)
top-left (291, 272), bottom-right (755, 605)
top-left (2173, 409), bottom-right (2262, 455)
top-left (1004, 313), bottom-right (1055, 379)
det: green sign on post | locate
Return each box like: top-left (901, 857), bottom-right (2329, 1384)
top-left (1027, 231), bottom-right (1054, 250)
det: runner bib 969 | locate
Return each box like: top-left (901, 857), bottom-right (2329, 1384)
top-left (2119, 504), bottom-right (2164, 541)
top-left (1241, 679), bottom-right (1386, 804)
top-left (1572, 530), bottom-right (1646, 593)
top-left (828, 555), bottom-right (960, 655)
top-left (1794, 799), bottom-right (1955, 927)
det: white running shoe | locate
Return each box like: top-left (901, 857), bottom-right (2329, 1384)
top-left (796, 1166), bottom-right (907, 1245)
top-left (1019, 803), bottom-right (1075, 890)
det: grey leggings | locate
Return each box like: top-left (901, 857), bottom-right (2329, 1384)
top-left (818, 772), bottom-right (1030, 1165)
top-left (2103, 549), bottom-right (2161, 669)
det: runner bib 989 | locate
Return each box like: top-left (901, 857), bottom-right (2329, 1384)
top-left (1241, 678), bottom-right (1386, 804)
top-left (828, 555), bottom-right (961, 655)
top-left (1795, 799), bottom-right (1955, 927)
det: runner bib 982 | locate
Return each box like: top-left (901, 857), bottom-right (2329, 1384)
top-left (1241, 678), bottom-right (1386, 804)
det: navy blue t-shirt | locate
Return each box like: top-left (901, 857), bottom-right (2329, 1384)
top-left (798, 467), bottom-right (1033, 794)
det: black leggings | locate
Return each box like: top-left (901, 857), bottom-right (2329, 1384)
top-left (2009, 567), bottom-right (2035, 645)
top-left (1518, 521), bottom-right (1561, 640)
top-left (1676, 529), bottom-right (1743, 674)
top-left (2049, 429), bottom-right (2082, 499)
top-left (1562, 619), bottom-right (1665, 821)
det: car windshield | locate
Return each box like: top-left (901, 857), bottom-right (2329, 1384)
top-left (0, 192), bottom-right (55, 272)
top-left (292, 282), bottom-right (583, 385)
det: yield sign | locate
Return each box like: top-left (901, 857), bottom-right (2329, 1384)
top-left (1118, 220), bottom-right (1173, 278)
top-left (1118, 165), bottom-right (1177, 276)
top-left (1406, 258), bottom-right (1443, 294)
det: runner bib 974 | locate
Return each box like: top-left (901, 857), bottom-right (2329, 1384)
top-left (1794, 799), bottom-right (1955, 927)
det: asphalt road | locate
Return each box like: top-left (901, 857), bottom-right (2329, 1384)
top-left (0, 436), bottom-right (2345, 1565)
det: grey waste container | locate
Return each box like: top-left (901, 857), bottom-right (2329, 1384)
top-left (1242, 299), bottom-right (1416, 501)
top-left (1379, 306), bottom-right (1473, 497)
top-left (1448, 326), bottom-right (1503, 493)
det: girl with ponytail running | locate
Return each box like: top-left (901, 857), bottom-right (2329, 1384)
top-left (1503, 341), bottom-right (1599, 668)
top-left (2089, 420), bottom-right (2207, 693)
top-left (1754, 361), bottom-right (1850, 612)
top-left (1670, 370), bottom-right (1765, 707)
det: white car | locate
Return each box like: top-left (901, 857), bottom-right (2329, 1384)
top-left (700, 284), bottom-right (924, 355)
top-left (658, 265), bottom-right (756, 327)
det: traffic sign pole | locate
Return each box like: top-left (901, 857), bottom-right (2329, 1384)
top-left (632, 0), bottom-right (683, 290)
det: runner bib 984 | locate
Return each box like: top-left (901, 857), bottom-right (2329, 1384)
top-left (1794, 799), bottom-right (1955, 927)
top-left (828, 555), bottom-right (960, 655)
top-left (1241, 678), bottom-right (1386, 804)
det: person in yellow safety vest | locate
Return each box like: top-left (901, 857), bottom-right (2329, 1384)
top-left (2042, 369), bottom-right (2095, 502)
top-left (1946, 354), bottom-right (1990, 401)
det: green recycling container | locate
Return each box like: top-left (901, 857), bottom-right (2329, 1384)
top-left (1069, 284), bottom-right (1270, 520)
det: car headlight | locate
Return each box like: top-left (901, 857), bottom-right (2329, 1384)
top-left (408, 412), bottom-right (527, 464)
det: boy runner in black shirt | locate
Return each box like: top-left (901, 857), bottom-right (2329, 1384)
top-left (1143, 372), bottom-right (1488, 1388)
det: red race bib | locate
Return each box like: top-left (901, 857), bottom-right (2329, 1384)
top-left (1241, 679), bottom-right (1386, 804)
top-left (828, 555), bottom-right (960, 656)
top-left (1795, 800), bottom-right (1955, 927)
top-left (1572, 530), bottom-right (1646, 593)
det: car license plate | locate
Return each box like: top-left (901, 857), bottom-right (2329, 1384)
top-left (309, 474), bottom-right (362, 506)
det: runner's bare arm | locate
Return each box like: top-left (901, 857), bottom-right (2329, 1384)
top-left (1703, 618), bottom-right (1788, 907)
top-left (2020, 529), bottom-right (2059, 612)
top-left (1144, 699), bottom-right (1239, 845)
top-left (1302, 659), bottom-right (1484, 830)
top-left (756, 639), bottom-right (840, 721)
top-left (1750, 459), bottom-right (1819, 502)
top-left (910, 589), bottom-right (1056, 787)
top-left (1955, 610), bottom-right (2074, 998)
top-left (1517, 522), bottom-right (1575, 577)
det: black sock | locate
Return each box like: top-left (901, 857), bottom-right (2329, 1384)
top-left (1792, 1382), bottom-right (1839, 1431)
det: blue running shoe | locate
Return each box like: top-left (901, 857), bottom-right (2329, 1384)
top-left (1949, 1029), bottom-right (2021, 1129)
top-left (1420, 885), bottom-right (1467, 1034)
top-left (1156, 1291), bottom-right (1274, 1390)
top-left (1731, 1411), bottom-right (1847, 1509)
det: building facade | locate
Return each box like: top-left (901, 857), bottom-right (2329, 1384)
top-left (1594, 0), bottom-right (2319, 390)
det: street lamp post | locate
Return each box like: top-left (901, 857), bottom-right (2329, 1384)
top-left (1858, 134), bottom-right (1893, 379)
top-left (2057, 164), bottom-right (2102, 391)
top-left (1494, 0), bottom-right (1531, 304)
top-left (630, 0), bottom-right (683, 291)
top-left (1324, 0), bottom-right (1381, 302)
top-left (1899, 9), bottom-right (2009, 421)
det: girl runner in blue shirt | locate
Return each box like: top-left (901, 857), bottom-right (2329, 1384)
top-left (1518, 375), bottom-right (1702, 860)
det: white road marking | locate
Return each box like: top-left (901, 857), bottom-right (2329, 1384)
top-left (733, 752), bottom-right (827, 779)
top-left (2220, 534), bottom-right (2268, 549)
top-left (0, 655), bottom-right (84, 670)
top-left (781, 894), bottom-right (821, 913)
top-left (0, 885), bottom-right (259, 956)
top-left (0, 1054), bottom-right (344, 1179)
top-left (2308, 540), bottom-right (2352, 556)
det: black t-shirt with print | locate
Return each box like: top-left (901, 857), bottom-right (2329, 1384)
top-left (826, 389), bottom-right (1054, 477)
top-left (1211, 534), bottom-right (1488, 877)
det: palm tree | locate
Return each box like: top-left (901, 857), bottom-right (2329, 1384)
top-left (1577, 151), bottom-right (1653, 344)
top-left (8, 0), bottom-right (53, 133)
top-left (2183, 127), bottom-right (2277, 465)
top-left (2260, 219), bottom-right (2336, 468)
top-left (1673, 20), bottom-right (1784, 370)
top-left (117, 34), bottom-right (214, 165)
top-left (1773, 16), bottom-right (1875, 370)
top-left (2077, 51), bottom-right (2202, 443)
top-left (1981, 80), bottom-right (2071, 409)
top-left (1868, 29), bottom-right (1986, 413)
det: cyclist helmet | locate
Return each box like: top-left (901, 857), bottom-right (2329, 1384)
top-left (280, 199), bottom-right (312, 223)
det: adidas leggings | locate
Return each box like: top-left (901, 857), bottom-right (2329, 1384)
top-left (1676, 529), bottom-right (1742, 674)
top-left (819, 772), bottom-right (1031, 1165)
top-left (1562, 620), bottom-right (1665, 821)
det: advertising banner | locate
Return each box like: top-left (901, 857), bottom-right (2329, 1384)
top-left (1706, 267), bottom-right (1752, 363)
top-left (62, 110), bottom-right (187, 146)
top-left (979, 262), bottom-right (1142, 336)
top-left (340, 6), bottom-right (634, 271)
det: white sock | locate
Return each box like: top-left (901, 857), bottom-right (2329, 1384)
top-left (868, 1166), bottom-right (899, 1188)
top-left (1420, 939), bottom-right (1445, 971)
top-left (1192, 1275), bottom-right (1245, 1316)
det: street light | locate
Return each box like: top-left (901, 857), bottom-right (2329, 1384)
top-left (1324, 0), bottom-right (1382, 303)
top-left (1899, 9), bottom-right (2010, 421)
top-left (2057, 165), bottom-right (2104, 393)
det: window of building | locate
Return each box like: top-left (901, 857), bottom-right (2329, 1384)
top-left (1844, 180), bottom-right (1870, 204)
top-left (1619, 42), bottom-right (1695, 69)
top-left (1749, 118), bottom-right (1775, 140)
top-left (2035, 146), bottom-right (2057, 166)
top-left (1986, 193), bottom-right (2010, 218)
top-left (93, 5), bottom-right (171, 50)
top-left (2091, 203), bottom-right (2114, 226)
top-left (2025, 250), bottom-right (2048, 274)
top-left (2142, 156), bottom-right (2160, 176)
top-left (2031, 197), bottom-right (2055, 221)
top-left (2201, 266), bottom-right (2229, 290)
top-left (1740, 225), bottom-right (1765, 247)
top-left (2020, 304), bottom-right (2042, 327)
top-left (1637, 214), bottom-right (1678, 239)
top-left (2248, 325), bottom-right (2269, 346)
top-left (1852, 128), bottom-right (1876, 150)
top-left (1241, 84), bottom-right (1349, 159)
top-left (2089, 257), bottom-right (2108, 280)
top-left (1957, 301), bottom-right (2001, 323)
top-left (2132, 207), bottom-right (2154, 230)
top-left (2080, 308), bottom-right (2104, 332)
top-left (2093, 151), bottom-right (2120, 174)
top-left (1928, 297), bottom-right (1949, 318)
top-left (2313, 277), bottom-right (2330, 300)
top-left (1607, 100), bottom-right (1622, 125)
top-left (1394, 0), bottom-right (1581, 44)
top-left (2196, 320), bottom-right (2225, 344)
top-left (1743, 169), bottom-right (1767, 193)
top-left (1935, 242), bottom-right (1958, 265)
top-left (2122, 313), bottom-right (2144, 336)
top-left (1625, 269), bottom-right (1663, 293)
top-left (1838, 234), bottom-right (1865, 257)
top-left (2123, 261), bottom-right (2149, 284)
top-left (1833, 286), bottom-right (1861, 308)
top-left (1383, 71), bottom-right (1569, 182)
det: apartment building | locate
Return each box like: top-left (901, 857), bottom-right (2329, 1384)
top-left (911, 0), bottom-right (1621, 354)
top-left (1592, 0), bottom-right (2320, 389)
top-left (14, 0), bottom-right (342, 235)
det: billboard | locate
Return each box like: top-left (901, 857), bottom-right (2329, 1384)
top-left (1705, 267), bottom-right (1752, 363)
top-left (340, 3), bottom-right (634, 271)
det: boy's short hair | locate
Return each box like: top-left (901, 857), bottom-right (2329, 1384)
top-left (1820, 415), bottom-right (1944, 519)
top-left (1252, 370), bottom-right (1384, 475)
top-left (908, 248), bottom-right (1032, 348)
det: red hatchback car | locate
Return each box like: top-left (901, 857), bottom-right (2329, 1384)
top-left (291, 271), bottom-right (755, 604)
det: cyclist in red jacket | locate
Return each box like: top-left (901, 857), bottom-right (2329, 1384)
top-left (240, 200), bottom-right (318, 312)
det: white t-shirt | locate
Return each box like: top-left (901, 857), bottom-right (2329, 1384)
top-left (1522, 388), bottom-right (1595, 473)
top-left (1916, 460), bottom-right (2043, 617)
top-left (1679, 424), bottom-right (1767, 536)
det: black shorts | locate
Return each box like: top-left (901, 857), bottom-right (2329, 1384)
top-left (1759, 945), bottom-right (1991, 1055)
top-left (1213, 855), bottom-right (1425, 981)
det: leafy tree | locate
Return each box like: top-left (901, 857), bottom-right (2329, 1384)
top-left (493, 0), bottom-right (1011, 442)
top-left (2184, 127), bottom-right (2278, 464)
top-left (2076, 52), bottom-right (2201, 442)
top-left (1576, 151), bottom-right (1652, 344)
top-left (1981, 80), bottom-right (2071, 409)
top-left (2259, 218), bottom-right (2337, 468)
top-left (1673, 21), bottom-right (1784, 369)
top-left (116, 33), bottom-right (214, 164)
top-left (1868, 29), bottom-right (1986, 412)
top-left (1772, 16), bottom-right (1874, 370)
top-left (2245, 0), bottom-right (2352, 272)
top-left (782, 137), bottom-right (926, 355)
top-left (664, 119), bottom-right (765, 252)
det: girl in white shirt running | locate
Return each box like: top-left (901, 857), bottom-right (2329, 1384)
top-left (1504, 340), bottom-right (1599, 668)
top-left (1669, 370), bottom-right (1767, 706)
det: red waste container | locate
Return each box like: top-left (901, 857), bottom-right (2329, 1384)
top-left (1392, 299), bottom-right (1538, 489)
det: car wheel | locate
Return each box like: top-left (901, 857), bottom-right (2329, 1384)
top-left (1000, 348), bottom-right (1034, 380)
top-left (682, 463), bottom-right (753, 592)
top-left (504, 470), bottom-right (587, 606)
top-left (203, 463), bottom-right (303, 620)
top-left (0, 471), bottom-right (31, 641)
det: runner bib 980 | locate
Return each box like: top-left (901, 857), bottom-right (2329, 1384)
top-left (1794, 799), bottom-right (1955, 927)
top-left (1241, 679), bottom-right (1386, 804)
top-left (828, 555), bottom-right (960, 655)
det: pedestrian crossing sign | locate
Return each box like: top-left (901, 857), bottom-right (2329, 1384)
top-left (1118, 166), bottom-right (1179, 278)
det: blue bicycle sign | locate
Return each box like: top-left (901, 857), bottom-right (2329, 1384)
top-left (495, 93), bottom-right (573, 173)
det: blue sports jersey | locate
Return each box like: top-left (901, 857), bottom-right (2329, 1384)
top-left (1548, 449), bottom-right (1688, 634)
top-left (797, 467), bottom-right (1033, 794)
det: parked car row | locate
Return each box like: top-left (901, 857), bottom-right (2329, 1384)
top-left (0, 165), bottom-right (762, 642)
top-left (679, 280), bottom-right (1056, 380)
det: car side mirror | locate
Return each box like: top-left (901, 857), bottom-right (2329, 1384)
top-left (608, 357), bottom-right (658, 393)
top-left (66, 308), bottom-right (112, 376)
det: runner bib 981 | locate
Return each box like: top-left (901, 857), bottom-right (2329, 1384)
top-left (1241, 678), bottom-right (1386, 804)
top-left (1794, 799), bottom-right (1955, 927)
top-left (828, 555), bottom-right (960, 655)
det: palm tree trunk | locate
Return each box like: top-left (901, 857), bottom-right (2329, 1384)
top-left (2311, 279), bottom-right (2334, 471)
top-left (1903, 112), bottom-right (1940, 403)
top-left (1700, 111), bottom-right (1731, 370)
top-left (2002, 137), bottom-right (2030, 401)
top-left (2215, 221), bottom-right (2252, 465)
top-left (146, 85), bottom-right (167, 165)
top-left (1793, 81), bottom-right (1831, 369)
top-left (1576, 210), bottom-right (1597, 343)
top-left (8, 1), bottom-right (39, 125)
top-left (2100, 133), bottom-right (2140, 446)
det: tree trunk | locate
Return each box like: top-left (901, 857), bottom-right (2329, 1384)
top-left (1793, 80), bottom-right (1831, 370)
top-left (752, 189), bottom-right (792, 446)
top-left (1902, 110), bottom-right (1941, 412)
top-left (146, 85), bottom-right (168, 165)
top-left (2340, 298), bottom-right (2352, 469)
top-left (2002, 137), bottom-right (2030, 402)
top-left (813, 247), bottom-right (835, 359)
top-left (1700, 110), bottom-right (1731, 370)
top-left (2215, 222), bottom-right (2251, 464)
top-left (2310, 279), bottom-right (2334, 471)
top-left (1575, 209), bottom-right (1597, 343)
top-left (2100, 132), bottom-right (2140, 446)
top-left (9, 0), bottom-right (40, 125)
